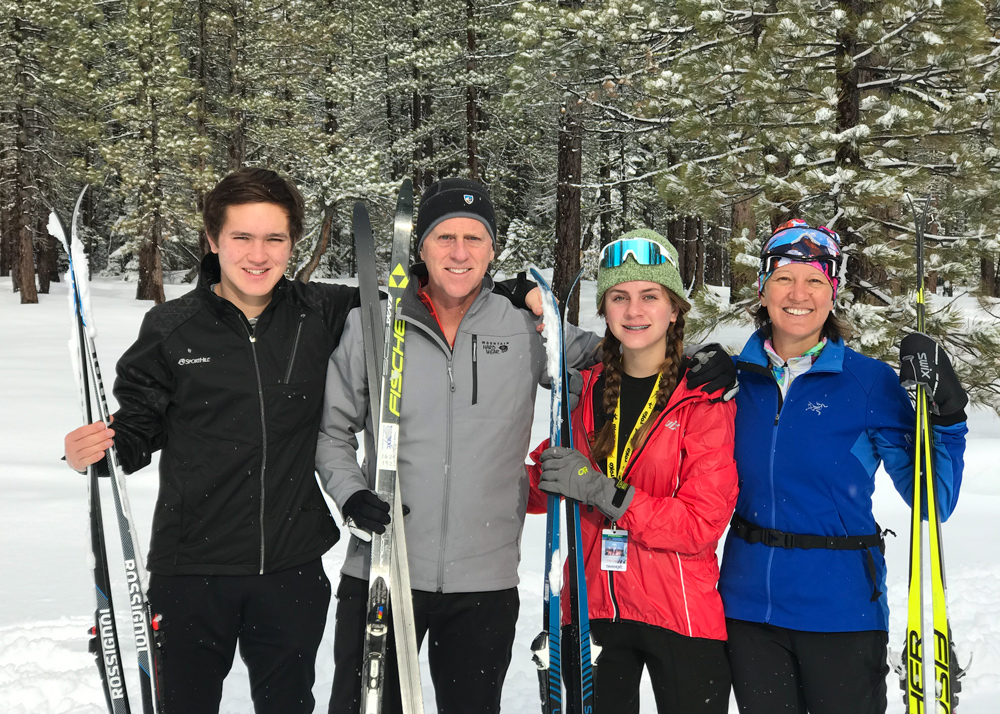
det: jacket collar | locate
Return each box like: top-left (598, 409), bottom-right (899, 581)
top-left (738, 329), bottom-right (845, 374)
top-left (582, 359), bottom-right (713, 432)
top-left (399, 262), bottom-right (496, 335)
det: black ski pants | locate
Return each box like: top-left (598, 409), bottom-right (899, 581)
top-left (146, 559), bottom-right (331, 714)
top-left (329, 574), bottom-right (519, 714)
top-left (726, 618), bottom-right (889, 714)
top-left (563, 619), bottom-right (730, 714)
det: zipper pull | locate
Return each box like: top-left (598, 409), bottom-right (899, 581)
top-left (447, 365), bottom-right (455, 392)
top-left (249, 335), bottom-right (256, 343)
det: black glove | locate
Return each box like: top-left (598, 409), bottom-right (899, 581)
top-left (684, 343), bottom-right (738, 401)
top-left (566, 368), bottom-right (583, 412)
top-left (539, 446), bottom-right (632, 521)
top-left (342, 489), bottom-right (391, 540)
top-left (495, 271), bottom-right (538, 311)
top-left (899, 332), bottom-right (968, 425)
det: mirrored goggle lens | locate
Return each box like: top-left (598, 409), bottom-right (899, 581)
top-left (600, 239), bottom-right (677, 269)
top-left (762, 227), bottom-right (841, 259)
top-left (761, 254), bottom-right (839, 278)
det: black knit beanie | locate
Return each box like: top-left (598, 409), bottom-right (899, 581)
top-left (415, 178), bottom-right (496, 253)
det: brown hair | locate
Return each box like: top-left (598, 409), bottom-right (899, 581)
top-left (590, 286), bottom-right (690, 463)
top-left (203, 167), bottom-right (305, 244)
top-left (753, 305), bottom-right (849, 343)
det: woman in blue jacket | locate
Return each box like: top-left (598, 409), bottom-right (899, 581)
top-left (718, 219), bottom-right (968, 714)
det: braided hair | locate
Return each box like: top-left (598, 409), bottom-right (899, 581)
top-left (590, 287), bottom-right (689, 463)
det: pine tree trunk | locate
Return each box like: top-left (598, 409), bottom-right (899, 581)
top-left (227, 4), bottom-right (245, 170)
top-left (297, 203), bottom-right (337, 283)
top-left (553, 101), bottom-right (582, 324)
top-left (599, 160), bottom-right (612, 249)
top-left (37, 211), bottom-right (58, 293)
top-left (0, 172), bottom-right (11, 278)
top-left (683, 216), bottom-right (698, 291)
top-left (12, 16), bottom-right (37, 303)
top-left (729, 196), bottom-right (757, 304)
top-left (465, 0), bottom-right (480, 181)
top-left (981, 257), bottom-right (999, 298)
top-left (693, 217), bottom-right (705, 293)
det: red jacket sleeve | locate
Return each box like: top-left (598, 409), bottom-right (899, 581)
top-left (618, 399), bottom-right (738, 556)
top-left (526, 438), bottom-right (551, 514)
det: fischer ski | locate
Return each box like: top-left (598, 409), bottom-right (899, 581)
top-left (50, 188), bottom-right (163, 714)
top-left (359, 180), bottom-right (418, 714)
top-left (900, 195), bottom-right (963, 714)
top-left (353, 193), bottom-right (424, 714)
top-left (529, 268), bottom-right (598, 714)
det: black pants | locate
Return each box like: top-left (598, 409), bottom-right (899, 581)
top-left (726, 618), bottom-right (889, 714)
top-left (330, 575), bottom-right (519, 714)
top-left (565, 620), bottom-right (730, 714)
top-left (146, 559), bottom-right (331, 714)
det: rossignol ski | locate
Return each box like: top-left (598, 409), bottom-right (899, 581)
top-left (901, 196), bottom-right (962, 714)
top-left (529, 268), bottom-right (564, 714)
top-left (353, 190), bottom-right (424, 714)
top-left (529, 268), bottom-right (598, 714)
top-left (360, 179), bottom-right (418, 714)
top-left (50, 187), bottom-right (163, 714)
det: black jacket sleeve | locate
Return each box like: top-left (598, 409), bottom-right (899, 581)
top-left (493, 271), bottom-right (537, 311)
top-left (111, 311), bottom-right (175, 474)
top-left (297, 281), bottom-right (362, 347)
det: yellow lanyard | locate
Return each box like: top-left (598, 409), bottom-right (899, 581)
top-left (606, 373), bottom-right (661, 487)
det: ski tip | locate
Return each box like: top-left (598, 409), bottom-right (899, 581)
top-left (47, 211), bottom-right (67, 248)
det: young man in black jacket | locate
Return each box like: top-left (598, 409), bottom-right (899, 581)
top-left (64, 168), bottom-right (359, 714)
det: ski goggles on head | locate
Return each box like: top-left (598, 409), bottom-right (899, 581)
top-left (758, 223), bottom-right (843, 296)
top-left (600, 238), bottom-right (678, 270)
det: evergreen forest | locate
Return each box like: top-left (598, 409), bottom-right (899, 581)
top-left (3, 1), bottom-right (1000, 407)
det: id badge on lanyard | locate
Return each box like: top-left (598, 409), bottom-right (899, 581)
top-left (601, 527), bottom-right (628, 572)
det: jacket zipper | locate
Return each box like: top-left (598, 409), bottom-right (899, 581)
top-left (242, 319), bottom-right (269, 575)
top-left (606, 392), bottom-right (699, 621)
top-left (438, 355), bottom-right (456, 591)
top-left (283, 313), bottom-right (305, 384)
top-left (471, 335), bottom-right (478, 405)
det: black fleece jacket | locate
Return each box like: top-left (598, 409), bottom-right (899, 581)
top-left (111, 255), bottom-right (359, 576)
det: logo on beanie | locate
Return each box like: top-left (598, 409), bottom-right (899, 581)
top-left (464, 194), bottom-right (474, 205)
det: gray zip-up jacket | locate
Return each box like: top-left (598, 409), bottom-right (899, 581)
top-left (316, 267), bottom-right (601, 593)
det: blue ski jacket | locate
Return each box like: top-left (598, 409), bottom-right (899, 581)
top-left (718, 331), bottom-right (967, 632)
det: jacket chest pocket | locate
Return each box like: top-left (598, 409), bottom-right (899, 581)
top-left (460, 333), bottom-right (532, 413)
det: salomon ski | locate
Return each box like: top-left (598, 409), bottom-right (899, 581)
top-left (50, 188), bottom-right (163, 714)
top-left (353, 194), bottom-right (424, 714)
top-left (360, 180), bottom-right (417, 714)
top-left (901, 196), bottom-right (962, 714)
top-left (528, 268), bottom-right (564, 714)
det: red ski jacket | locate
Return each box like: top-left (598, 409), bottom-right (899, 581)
top-left (528, 364), bottom-right (738, 640)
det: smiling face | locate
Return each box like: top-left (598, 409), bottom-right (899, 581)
top-left (418, 216), bottom-right (495, 309)
top-left (760, 262), bottom-right (834, 359)
top-left (208, 201), bottom-right (293, 318)
top-left (603, 281), bottom-right (680, 364)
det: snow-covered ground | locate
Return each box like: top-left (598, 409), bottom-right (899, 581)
top-left (1, 274), bottom-right (998, 713)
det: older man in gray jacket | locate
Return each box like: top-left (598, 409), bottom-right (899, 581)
top-left (316, 178), bottom-right (601, 714)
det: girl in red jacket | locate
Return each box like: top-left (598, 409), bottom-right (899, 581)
top-left (528, 229), bottom-right (739, 714)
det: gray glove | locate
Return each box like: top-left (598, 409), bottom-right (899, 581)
top-left (567, 368), bottom-right (583, 412)
top-left (539, 446), bottom-right (633, 521)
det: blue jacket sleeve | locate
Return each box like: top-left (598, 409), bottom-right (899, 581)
top-left (867, 364), bottom-right (967, 521)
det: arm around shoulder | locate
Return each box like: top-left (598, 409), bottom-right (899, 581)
top-left (316, 307), bottom-right (374, 510)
